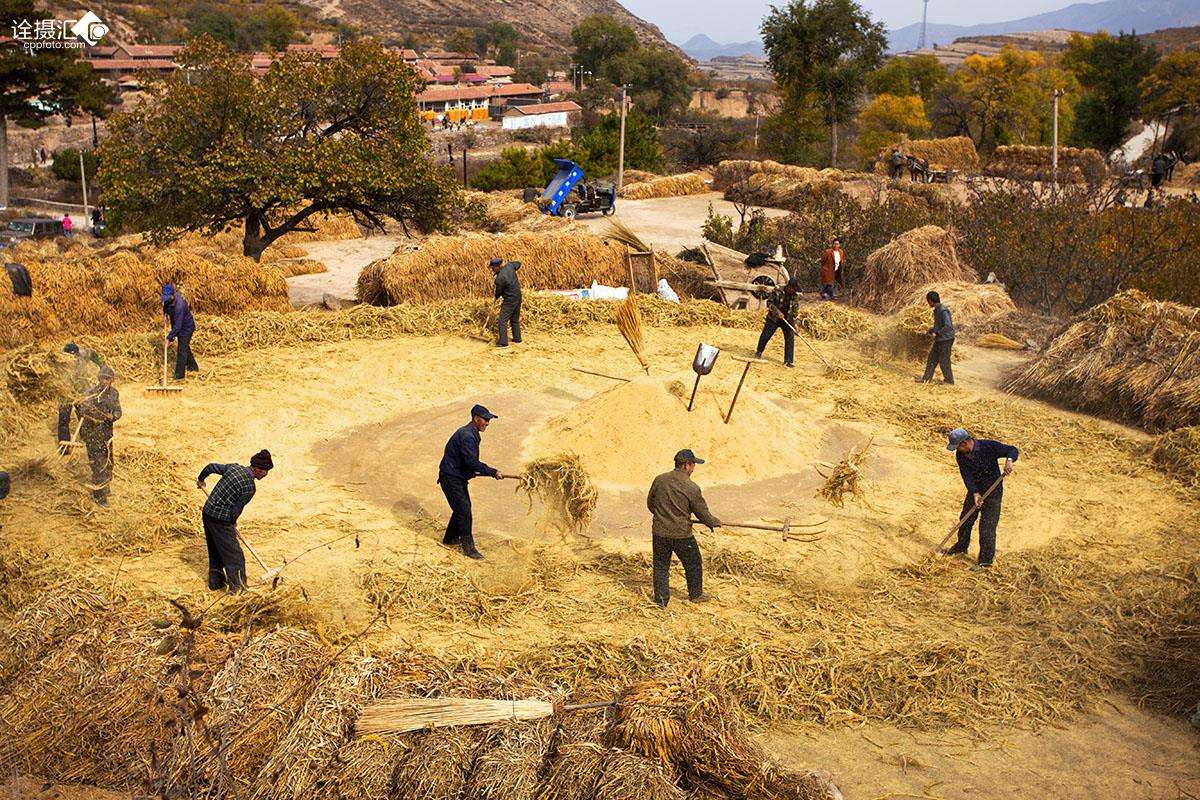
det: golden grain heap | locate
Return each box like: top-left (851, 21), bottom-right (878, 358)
top-left (854, 226), bottom-right (977, 313)
top-left (874, 135), bottom-right (980, 174)
top-left (1005, 289), bottom-right (1200, 431)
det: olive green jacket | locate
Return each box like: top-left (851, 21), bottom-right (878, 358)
top-left (647, 468), bottom-right (720, 539)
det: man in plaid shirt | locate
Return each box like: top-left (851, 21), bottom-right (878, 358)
top-left (198, 449), bottom-right (273, 591)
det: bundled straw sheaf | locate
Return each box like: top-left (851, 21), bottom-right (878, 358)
top-left (854, 226), bottom-right (977, 313)
top-left (619, 172), bottom-right (709, 200)
top-left (357, 230), bottom-right (711, 306)
top-left (874, 135), bottom-right (980, 174)
top-left (984, 145), bottom-right (1107, 184)
top-left (1005, 290), bottom-right (1200, 432)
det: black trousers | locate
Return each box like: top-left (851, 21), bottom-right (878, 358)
top-left (203, 513), bottom-right (247, 591)
top-left (497, 299), bottom-right (522, 346)
top-left (756, 317), bottom-right (795, 365)
top-left (954, 487), bottom-right (1003, 564)
top-left (923, 338), bottom-right (954, 383)
top-left (57, 404), bottom-right (73, 443)
top-left (652, 535), bottom-right (703, 606)
top-left (439, 474), bottom-right (477, 553)
top-left (174, 331), bottom-right (199, 380)
top-left (83, 435), bottom-right (112, 501)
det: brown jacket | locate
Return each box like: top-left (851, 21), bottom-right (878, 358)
top-left (647, 468), bottom-right (720, 538)
top-left (820, 248), bottom-right (844, 285)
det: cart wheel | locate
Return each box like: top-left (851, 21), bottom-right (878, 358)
top-left (563, 206), bottom-right (578, 220)
top-left (603, 206), bottom-right (615, 216)
top-left (750, 275), bottom-right (776, 300)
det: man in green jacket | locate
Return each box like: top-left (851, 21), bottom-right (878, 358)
top-left (76, 365), bottom-right (121, 506)
top-left (646, 449), bottom-right (722, 607)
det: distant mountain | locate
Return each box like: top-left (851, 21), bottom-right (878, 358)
top-left (681, 34), bottom-right (764, 61)
top-left (888, 0), bottom-right (1200, 52)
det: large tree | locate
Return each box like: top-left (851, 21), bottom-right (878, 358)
top-left (571, 16), bottom-right (691, 119)
top-left (1063, 32), bottom-right (1159, 154)
top-left (760, 0), bottom-right (887, 165)
top-left (98, 37), bottom-right (458, 259)
top-left (571, 15), bottom-right (639, 78)
top-left (1, 0), bottom-right (115, 208)
top-left (867, 54), bottom-right (948, 103)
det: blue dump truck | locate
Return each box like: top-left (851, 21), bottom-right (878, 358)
top-left (523, 159), bottom-right (616, 219)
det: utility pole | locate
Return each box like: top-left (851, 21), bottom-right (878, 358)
top-left (754, 113), bottom-right (760, 153)
top-left (918, 0), bottom-right (931, 49)
top-left (617, 86), bottom-right (628, 194)
top-left (1052, 88), bottom-right (1063, 187)
top-left (79, 149), bottom-right (90, 226)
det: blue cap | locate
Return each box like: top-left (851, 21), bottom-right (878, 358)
top-left (946, 428), bottom-right (972, 451)
top-left (674, 449), bottom-right (705, 465)
top-left (161, 284), bottom-right (175, 301)
top-left (472, 404), bottom-right (498, 420)
top-left (488, 258), bottom-right (503, 267)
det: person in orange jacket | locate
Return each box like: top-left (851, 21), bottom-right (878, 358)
top-left (819, 237), bottom-right (845, 300)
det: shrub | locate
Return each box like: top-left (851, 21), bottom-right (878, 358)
top-left (50, 148), bottom-right (98, 184)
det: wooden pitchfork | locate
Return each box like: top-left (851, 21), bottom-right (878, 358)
top-left (693, 516), bottom-right (826, 543)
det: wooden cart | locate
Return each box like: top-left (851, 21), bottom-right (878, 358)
top-left (700, 241), bottom-right (791, 311)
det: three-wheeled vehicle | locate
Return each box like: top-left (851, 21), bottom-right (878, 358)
top-left (524, 159), bottom-right (616, 219)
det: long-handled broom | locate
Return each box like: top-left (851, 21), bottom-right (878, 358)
top-left (356, 697), bottom-right (615, 735)
top-left (614, 295), bottom-right (650, 374)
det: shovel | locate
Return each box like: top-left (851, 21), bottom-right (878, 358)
top-left (146, 339), bottom-right (182, 394)
top-left (198, 485), bottom-right (282, 584)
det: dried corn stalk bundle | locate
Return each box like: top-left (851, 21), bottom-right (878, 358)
top-left (816, 440), bottom-right (872, 508)
top-left (517, 454), bottom-right (599, 534)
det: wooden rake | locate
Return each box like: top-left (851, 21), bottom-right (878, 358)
top-left (146, 340), bottom-right (182, 395)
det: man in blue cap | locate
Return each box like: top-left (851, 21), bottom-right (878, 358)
top-left (489, 257), bottom-right (522, 348)
top-left (646, 449), bottom-right (722, 606)
top-left (943, 428), bottom-right (1018, 568)
top-left (438, 404), bottom-right (506, 559)
top-left (162, 284), bottom-right (198, 381)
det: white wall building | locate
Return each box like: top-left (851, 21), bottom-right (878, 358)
top-left (501, 101), bottom-right (582, 131)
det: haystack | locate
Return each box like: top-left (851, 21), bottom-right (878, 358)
top-left (874, 136), bottom-right (980, 174)
top-left (712, 160), bottom-right (852, 191)
top-left (464, 190), bottom-right (571, 233)
top-left (1147, 426), bottom-right (1200, 487)
top-left (984, 145), bottom-right (1106, 184)
top-left (854, 226), bottom-right (977, 313)
top-left (869, 283), bottom-right (1013, 362)
top-left (1004, 290), bottom-right (1200, 431)
top-left (0, 582), bottom-right (111, 694)
top-left (724, 172), bottom-right (842, 208)
top-left (356, 230), bottom-right (710, 306)
top-left (619, 172), bottom-right (709, 200)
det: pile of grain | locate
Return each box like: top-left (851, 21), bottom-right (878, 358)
top-left (1004, 290), bottom-right (1200, 431)
top-left (356, 230), bottom-right (711, 306)
top-left (523, 374), bottom-right (821, 490)
top-left (619, 172), bottom-right (709, 200)
top-left (984, 145), bottom-right (1107, 184)
top-left (854, 226), bottom-right (977, 313)
top-left (874, 135), bottom-right (980, 174)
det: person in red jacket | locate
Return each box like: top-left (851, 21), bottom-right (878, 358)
top-left (819, 238), bottom-right (844, 300)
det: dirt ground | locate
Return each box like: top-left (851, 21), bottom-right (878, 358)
top-left (286, 233), bottom-right (406, 307)
top-left (580, 191), bottom-right (790, 252)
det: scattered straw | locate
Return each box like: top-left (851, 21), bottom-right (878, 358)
top-left (817, 440), bottom-right (873, 508)
top-left (1147, 426), bottom-right (1200, 488)
top-left (518, 454), bottom-right (599, 533)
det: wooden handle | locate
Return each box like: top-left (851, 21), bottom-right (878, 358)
top-left (562, 700), bottom-right (616, 712)
top-left (935, 475), bottom-right (1005, 552)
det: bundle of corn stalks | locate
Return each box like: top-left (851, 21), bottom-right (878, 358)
top-left (594, 751), bottom-right (684, 800)
top-left (357, 230), bottom-right (711, 306)
top-left (536, 709), bottom-right (612, 800)
top-left (517, 453), bottom-right (599, 533)
top-left (816, 440), bottom-right (873, 508)
top-left (976, 332), bottom-right (1027, 350)
top-left (874, 135), bottom-right (980, 174)
top-left (855, 226), bottom-right (977, 313)
top-left (1004, 290), bottom-right (1200, 431)
top-left (619, 172), bottom-right (709, 201)
top-left (614, 295), bottom-right (650, 373)
top-left (984, 145), bottom-right (1107, 184)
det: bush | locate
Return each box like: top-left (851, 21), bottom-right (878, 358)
top-left (50, 148), bottom-right (98, 184)
top-left (469, 147), bottom-right (558, 192)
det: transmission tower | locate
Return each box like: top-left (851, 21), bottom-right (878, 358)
top-left (918, 0), bottom-right (931, 49)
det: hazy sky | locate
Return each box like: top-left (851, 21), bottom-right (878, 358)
top-left (621, 0), bottom-right (1081, 43)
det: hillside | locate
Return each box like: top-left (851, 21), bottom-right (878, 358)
top-left (888, 0), bottom-right (1200, 52)
top-left (682, 33), bottom-right (763, 60)
top-left (1140, 24), bottom-right (1200, 52)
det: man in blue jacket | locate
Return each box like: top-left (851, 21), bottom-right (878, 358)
top-left (162, 284), bottom-right (198, 381)
top-left (918, 290), bottom-right (955, 385)
top-left (438, 404), bottom-right (506, 559)
top-left (943, 428), bottom-right (1018, 568)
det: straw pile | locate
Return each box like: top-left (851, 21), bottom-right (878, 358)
top-left (464, 190), bottom-right (570, 233)
top-left (854, 226), bottom-right (977, 313)
top-left (1004, 290), bottom-right (1200, 431)
top-left (817, 440), bottom-right (872, 508)
top-left (357, 230), bottom-right (710, 306)
top-left (984, 145), bottom-right (1107, 184)
top-left (622, 169), bottom-right (660, 186)
top-left (0, 241), bottom-right (290, 349)
top-left (0, 581), bottom-right (111, 694)
top-left (712, 160), bottom-right (856, 190)
top-left (517, 453), bottom-right (599, 534)
top-left (874, 136), bottom-right (980, 174)
top-left (619, 172), bottom-right (709, 200)
top-left (724, 172), bottom-right (842, 208)
top-left (1147, 426), bottom-right (1200, 487)
top-left (976, 332), bottom-right (1027, 350)
top-left (177, 627), bottom-right (327, 796)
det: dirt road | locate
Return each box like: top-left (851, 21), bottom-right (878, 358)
top-left (286, 234), bottom-right (405, 307)
top-left (578, 191), bottom-right (789, 252)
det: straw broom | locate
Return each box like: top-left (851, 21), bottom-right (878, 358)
top-left (614, 296), bottom-right (650, 374)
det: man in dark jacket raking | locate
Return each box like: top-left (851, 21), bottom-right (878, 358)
top-left (754, 277), bottom-right (801, 368)
top-left (943, 428), bottom-right (1018, 568)
top-left (646, 449), bottom-right (722, 607)
top-left (76, 365), bottom-right (122, 506)
top-left (438, 404), bottom-right (506, 559)
top-left (57, 342), bottom-right (104, 449)
top-left (490, 258), bottom-right (522, 347)
top-left (198, 449), bottom-right (274, 591)
top-left (917, 290), bottom-right (955, 384)
top-left (162, 284), bottom-right (199, 380)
